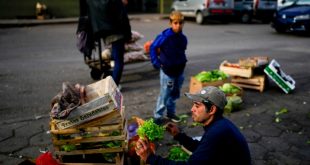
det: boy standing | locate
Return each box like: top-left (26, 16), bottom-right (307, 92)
top-left (150, 11), bottom-right (188, 124)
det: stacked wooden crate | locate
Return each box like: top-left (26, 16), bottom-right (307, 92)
top-left (189, 76), bottom-right (231, 94)
top-left (49, 76), bottom-right (127, 165)
top-left (219, 57), bottom-right (269, 92)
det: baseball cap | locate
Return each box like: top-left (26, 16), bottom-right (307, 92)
top-left (185, 86), bottom-right (227, 110)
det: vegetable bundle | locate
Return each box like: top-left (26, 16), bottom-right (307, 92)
top-left (219, 83), bottom-right (241, 94)
top-left (136, 118), bottom-right (165, 141)
top-left (194, 70), bottom-right (228, 82)
top-left (168, 146), bottom-right (190, 161)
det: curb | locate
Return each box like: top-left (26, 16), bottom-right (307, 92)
top-left (0, 14), bottom-right (169, 28)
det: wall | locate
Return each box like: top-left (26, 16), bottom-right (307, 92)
top-left (0, 0), bottom-right (79, 19)
top-left (0, 0), bottom-right (173, 19)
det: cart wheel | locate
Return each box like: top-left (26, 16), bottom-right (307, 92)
top-left (90, 68), bottom-right (103, 80)
top-left (102, 70), bottom-right (112, 79)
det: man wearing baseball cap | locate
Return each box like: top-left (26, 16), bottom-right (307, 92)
top-left (135, 86), bottom-right (251, 165)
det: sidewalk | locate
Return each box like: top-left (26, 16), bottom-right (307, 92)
top-left (0, 14), bottom-right (169, 28)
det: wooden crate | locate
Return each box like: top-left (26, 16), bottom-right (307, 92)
top-left (219, 60), bottom-right (253, 78)
top-left (53, 76), bottom-right (123, 130)
top-left (189, 76), bottom-right (231, 94)
top-left (50, 109), bottom-right (127, 165)
top-left (239, 56), bottom-right (269, 68)
top-left (60, 153), bottom-right (124, 165)
top-left (231, 75), bottom-right (265, 92)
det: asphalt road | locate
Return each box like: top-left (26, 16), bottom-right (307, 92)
top-left (0, 15), bottom-right (309, 165)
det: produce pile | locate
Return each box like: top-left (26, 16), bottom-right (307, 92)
top-left (194, 70), bottom-right (228, 82)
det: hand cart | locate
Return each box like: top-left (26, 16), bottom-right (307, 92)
top-left (83, 39), bottom-right (113, 80)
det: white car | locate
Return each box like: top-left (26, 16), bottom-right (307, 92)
top-left (171, 0), bottom-right (234, 24)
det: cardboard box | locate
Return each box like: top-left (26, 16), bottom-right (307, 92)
top-left (54, 76), bottom-right (123, 130)
top-left (264, 59), bottom-right (295, 94)
top-left (189, 76), bottom-right (231, 94)
top-left (219, 60), bottom-right (253, 78)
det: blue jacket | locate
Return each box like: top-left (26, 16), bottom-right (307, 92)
top-left (146, 116), bottom-right (252, 165)
top-left (150, 28), bottom-right (187, 77)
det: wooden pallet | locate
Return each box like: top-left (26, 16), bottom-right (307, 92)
top-left (231, 75), bottom-right (265, 92)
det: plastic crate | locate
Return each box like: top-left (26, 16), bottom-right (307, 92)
top-left (264, 59), bottom-right (295, 94)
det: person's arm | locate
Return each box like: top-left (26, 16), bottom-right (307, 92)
top-left (150, 34), bottom-right (165, 69)
top-left (174, 133), bottom-right (200, 152)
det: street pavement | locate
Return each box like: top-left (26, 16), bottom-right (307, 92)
top-left (0, 14), bottom-right (309, 165)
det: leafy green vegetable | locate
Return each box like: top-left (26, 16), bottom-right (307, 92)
top-left (137, 118), bottom-right (165, 141)
top-left (102, 141), bottom-right (122, 148)
top-left (194, 70), bottom-right (228, 82)
top-left (102, 153), bottom-right (116, 162)
top-left (168, 146), bottom-right (190, 161)
top-left (191, 122), bottom-right (203, 127)
top-left (219, 83), bottom-right (241, 94)
top-left (275, 108), bottom-right (288, 116)
top-left (224, 95), bottom-right (243, 114)
top-left (61, 144), bottom-right (76, 152)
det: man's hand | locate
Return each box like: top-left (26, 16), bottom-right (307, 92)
top-left (165, 122), bottom-right (180, 137)
top-left (135, 138), bottom-right (152, 162)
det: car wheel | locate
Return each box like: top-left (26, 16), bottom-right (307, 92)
top-left (196, 12), bottom-right (205, 25)
top-left (241, 13), bottom-right (252, 23)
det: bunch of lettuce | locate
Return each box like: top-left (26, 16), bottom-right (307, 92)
top-left (168, 146), bottom-right (190, 161)
top-left (219, 83), bottom-right (241, 94)
top-left (195, 70), bottom-right (228, 82)
top-left (137, 118), bottom-right (165, 141)
top-left (224, 95), bottom-right (243, 113)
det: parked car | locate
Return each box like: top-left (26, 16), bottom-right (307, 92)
top-left (171, 0), bottom-right (234, 24)
top-left (277, 0), bottom-right (295, 9)
top-left (234, 0), bottom-right (277, 23)
top-left (271, 0), bottom-right (310, 34)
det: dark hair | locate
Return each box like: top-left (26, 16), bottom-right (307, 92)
top-left (202, 100), bottom-right (213, 112)
top-left (202, 100), bottom-right (224, 116)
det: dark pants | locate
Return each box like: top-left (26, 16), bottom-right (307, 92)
top-left (111, 39), bottom-right (125, 85)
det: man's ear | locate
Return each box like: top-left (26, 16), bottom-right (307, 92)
top-left (208, 105), bottom-right (217, 115)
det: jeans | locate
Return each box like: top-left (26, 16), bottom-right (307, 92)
top-left (111, 39), bottom-right (125, 85)
top-left (154, 69), bottom-right (184, 119)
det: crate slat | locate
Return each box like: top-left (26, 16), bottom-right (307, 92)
top-left (231, 75), bottom-right (265, 92)
top-left (55, 147), bottom-right (125, 155)
top-left (53, 135), bottom-right (126, 145)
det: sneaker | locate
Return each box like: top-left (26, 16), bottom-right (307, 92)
top-left (167, 114), bottom-right (181, 123)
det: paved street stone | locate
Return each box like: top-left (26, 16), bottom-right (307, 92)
top-left (0, 14), bottom-right (309, 164)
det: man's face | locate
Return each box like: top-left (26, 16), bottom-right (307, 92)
top-left (170, 20), bottom-right (184, 33)
top-left (191, 101), bottom-right (209, 124)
